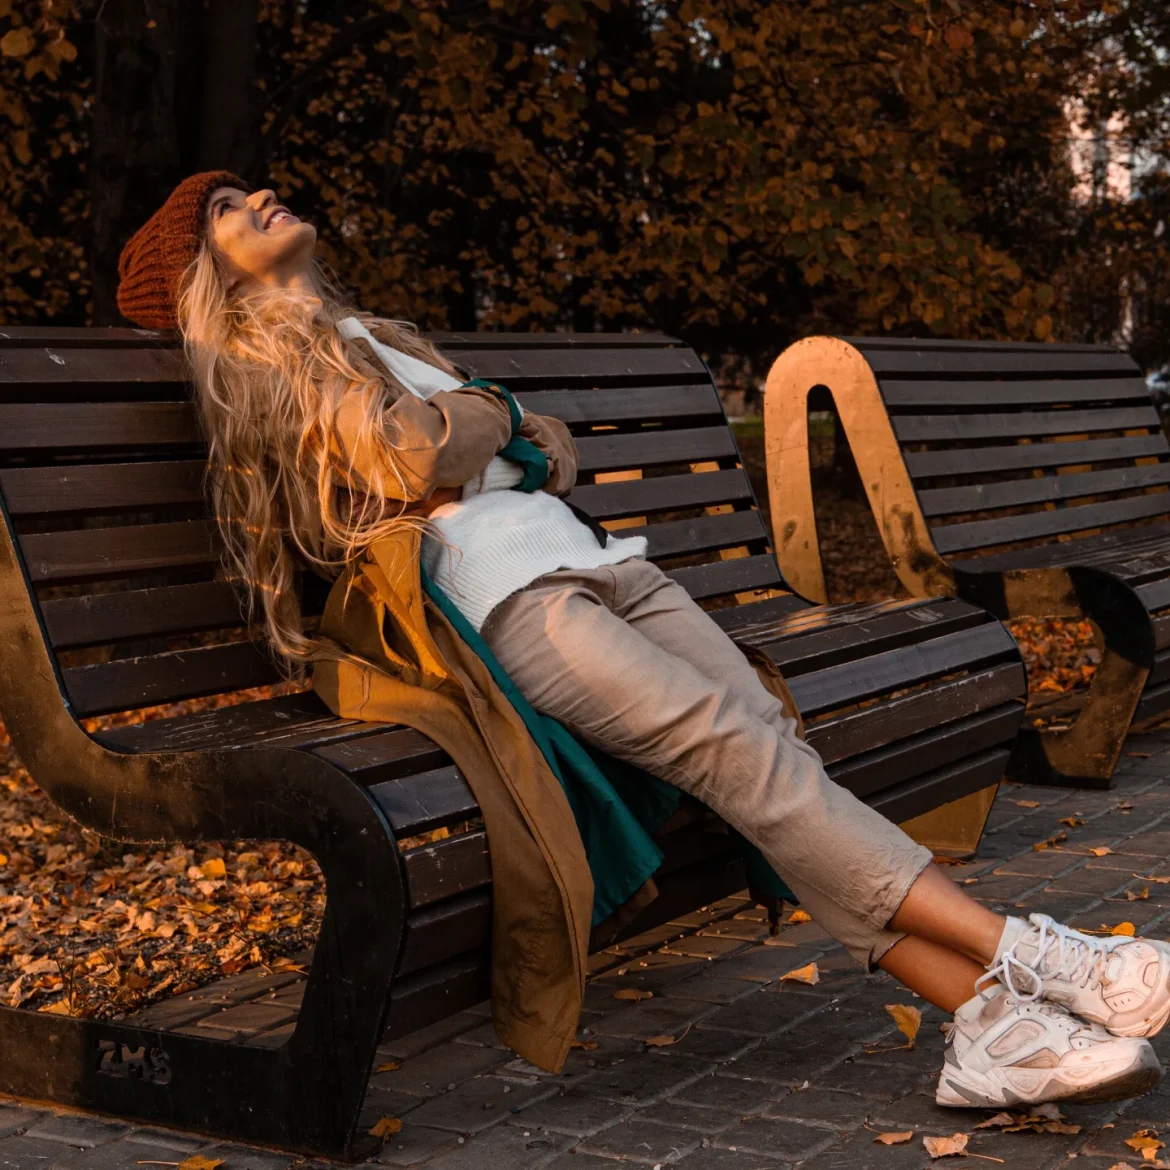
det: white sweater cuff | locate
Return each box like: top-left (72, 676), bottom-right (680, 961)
top-left (462, 455), bottom-right (526, 499)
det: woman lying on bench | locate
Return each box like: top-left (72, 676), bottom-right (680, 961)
top-left (114, 172), bottom-right (1170, 1110)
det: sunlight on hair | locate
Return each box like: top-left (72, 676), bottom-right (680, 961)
top-left (177, 245), bottom-right (462, 675)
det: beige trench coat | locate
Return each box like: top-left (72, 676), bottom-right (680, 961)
top-left (313, 325), bottom-right (801, 1071)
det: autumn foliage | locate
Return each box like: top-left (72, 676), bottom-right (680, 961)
top-left (0, 0), bottom-right (1168, 374)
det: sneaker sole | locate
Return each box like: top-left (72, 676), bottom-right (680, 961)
top-left (937, 1045), bottom-right (1162, 1109)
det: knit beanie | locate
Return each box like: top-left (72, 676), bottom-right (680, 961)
top-left (116, 170), bottom-right (252, 330)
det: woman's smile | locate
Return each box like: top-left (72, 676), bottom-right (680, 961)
top-left (264, 207), bottom-right (298, 231)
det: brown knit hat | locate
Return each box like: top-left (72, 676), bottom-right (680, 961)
top-left (116, 170), bottom-right (252, 330)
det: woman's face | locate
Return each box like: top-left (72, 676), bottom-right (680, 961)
top-left (206, 186), bottom-right (317, 293)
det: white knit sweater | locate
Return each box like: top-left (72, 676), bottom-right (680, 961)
top-left (339, 318), bottom-right (647, 630)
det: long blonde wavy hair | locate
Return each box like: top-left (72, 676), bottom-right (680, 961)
top-left (177, 245), bottom-right (461, 673)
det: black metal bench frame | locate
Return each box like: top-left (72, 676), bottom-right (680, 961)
top-left (766, 335), bottom-right (1170, 788)
top-left (0, 327), bottom-right (1026, 1157)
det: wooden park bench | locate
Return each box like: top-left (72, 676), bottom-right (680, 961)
top-left (765, 336), bottom-right (1169, 788)
top-left (0, 327), bottom-right (1026, 1157)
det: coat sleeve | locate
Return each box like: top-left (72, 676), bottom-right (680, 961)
top-left (333, 383), bottom-right (515, 503)
top-left (518, 411), bottom-right (579, 497)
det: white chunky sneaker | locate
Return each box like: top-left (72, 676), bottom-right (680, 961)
top-left (989, 913), bottom-right (1170, 1039)
top-left (937, 984), bottom-right (1161, 1108)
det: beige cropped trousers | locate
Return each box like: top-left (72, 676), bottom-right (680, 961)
top-left (481, 558), bottom-right (933, 969)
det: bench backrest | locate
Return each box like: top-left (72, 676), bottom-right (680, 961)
top-left (765, 335), bottom-right (1167, 602)
top-left (0, 328), bottom-right (785, 726)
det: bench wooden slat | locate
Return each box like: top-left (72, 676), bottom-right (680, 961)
top-left (966, 521), bottom-right (1170, 574)
top-left (513, 384), bottom-right (722, 425)
top-left (905, 435), bottom-right (1168, 479)
top-left (63, 640), bottom-right (280, 717)
top-left (918, 464), bottom-right (1170, 518)
top-left (94, 692), bottom-right (363, 753)
top-left (574, 425), bottom-right (738, 473)
top-left (665, 555), bottom-right (784, 599)
top-left (880, 377), bottom-right (1154, 409)
top-left (402, 830), bottom-right (492, 909)
top-left (755, 603), bottom-right (988, 678)
top-left (893, 406), bottom-right (1160, 444)
top-left (867, 748), bottom-right (1010, 825)
top-left (806, 663), bottom-right (1026, 766)
top-left (0, 460), bottom-right (205, 515)
top-left (933, 491), bottom-right (1170, 555)
top-left (826, 707), bottom-right (1023, 801)
top-left (383, 955), bottom-right (489, 1041)
top-left (453, 346), bottom-right (708, 385)
top-left (19, 520), bottom-right (215, 583)
top-left (635, 511), bottom-right (767, 560)
top-left (313, 728), bottom-right (451, 785)
top-left (368, 766), bottom-right (477, 837)
top-left (863, 348), bottom-right (1138, 377)
top-left (396, 893), bottom-right (493, 978)
top-left (0, 346), bottom-right (187, 386)
top-left (568, 469), bottom-right (753, 520)
top-left (0, 402), bottom-right (198, 450)
top-left (40, 581), bottom-right (245, 648)
top-left (0, 327), bottom-right (171, 346)
top-left (784, 624), bottom-right (1017, 718)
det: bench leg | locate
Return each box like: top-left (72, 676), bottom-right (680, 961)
top-left (1007, 646), bottom-right (1149, 788)
top-left (899, 782), bottom-right (1000, 859)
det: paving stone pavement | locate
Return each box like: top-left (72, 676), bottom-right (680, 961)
top-left (8, 734), bottom-right (1170, 1168)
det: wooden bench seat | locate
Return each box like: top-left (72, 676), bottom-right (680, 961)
top-left (0, 327), bottom-right (1026, 1156)
top-left (765, 335), bottom-right (1168, 787)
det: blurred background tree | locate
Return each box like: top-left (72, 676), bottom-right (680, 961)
top-left (2, 0), bottom-right (1168, 381)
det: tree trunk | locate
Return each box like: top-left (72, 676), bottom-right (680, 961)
top-left (89, 0), bottom-right (186, 325)
top-left (198, 0), bottom-right (261, 178)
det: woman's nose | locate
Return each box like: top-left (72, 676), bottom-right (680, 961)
top-left (246, 189), bottom-right (277, 211)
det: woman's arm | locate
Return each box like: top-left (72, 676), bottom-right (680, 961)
top-left (518, 411), bottom-right (579, 496)
top-left (333, 383), bottom-right (514, 503)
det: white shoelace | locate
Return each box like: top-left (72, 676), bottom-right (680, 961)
top-left (980, 917), bottom-right (1116, 1002)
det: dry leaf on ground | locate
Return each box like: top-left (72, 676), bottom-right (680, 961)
top-left (1127, 887), bottom-right (1150, 901)
top-left (177, 1159), bottom-right (224, 1170)
top-left (923, 1132), bottom-right (969, 1157)
top-left (779, 962), bottom-right (819, 985)
top-left (885, 1003), bottom-right (922, 1047)
top-left (1112, 922), bottom-right (1137, 936)
top-left (369, 1117), bottom-right (403, 1139)
top-left (1060, 817), bottom-right (1085, 827)
top-left (788, 909), bottom-right (812, 924)
top-left (570, 1039), bottom-right (598, 1051)
top-left (973, 1103), bottom-right (1080, 1134)
top-left (375, 1061), bottom-right (399, 1073)
top-left (1125, 1129), bottom-right (1164, 1158)
top-left (613, 988), bottom-right (653, 1002)
top-left (1013, 799), bottom-right (1041, 808)
top-left (1091, 847), bottom-right (1115, 857)
top-left (1136, 875), bottom-right (1170, 884)
top-left (873, 1130), bottom-right (912, 1145)
top-left (646, 1025), bottom-right (690, 1048)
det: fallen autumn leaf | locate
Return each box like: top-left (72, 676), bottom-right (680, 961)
top-left (885, 1003), bottom-right (922, 1048)
top-left (923, 1132), bottom-right (969, 1157)
top-left (368, 1117), bottom-right (403, 1139)
top-left (873, 1130), bottom-right (912, 1145)
top-left (779, 962), bottom-right (819, 985)
top-left (613, 988), bottom-right (654, 1002)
